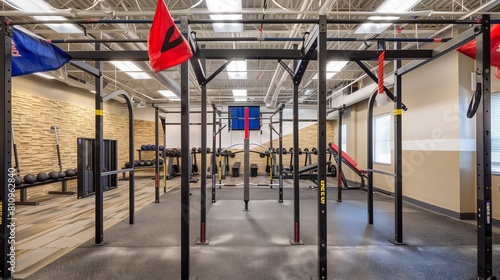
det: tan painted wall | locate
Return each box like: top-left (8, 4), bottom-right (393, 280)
top-left (490, 65), bottom-right (500, 220)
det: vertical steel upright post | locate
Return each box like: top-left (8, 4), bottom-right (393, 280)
top-left (212, 105), bottom-right (217, 203)
top-left (180, 16), bottom-right (191, 280)
top-left (0, 17), bottom-right (13, 279)
top-left (269, 115), bottom-right (273, 183)
top-left (317, 15), bottom-right (328, 280)
top-left (198, 45), bottom-right (209, 244)
top-left (476, 14), bottom-right (494, 280)
top-left (392, 41), bottom-right (405, 245)
top-left (128, 99), bottom-right (134, 225)
top-left (244, 107), bottom-right (250, 211)
top-left (367, 92), bottom-right (377, 225)
top-left (278, 108), bottom-right (284, 203)
top-left (218, 119), bottom-right (223, 182)
top-left (163, 117), bottom-right (167, 193)
top-left (337, 109), bottom-right (343, 202)
top-left (291, 44), bottom-right (302, 245)
top-left (94, 43), bottom-right (104, 245)
top-left (155, 108), bottom-right (160, 203)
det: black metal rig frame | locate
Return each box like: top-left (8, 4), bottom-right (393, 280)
top-left (0, 15), bottom-right (493, 280)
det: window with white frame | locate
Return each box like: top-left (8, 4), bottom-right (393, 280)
top-left (341, 123), bottom-right (347, 153)
top-left (492, 93), bottom-right (500, 174)
top-left (374, 114), bottom-right (391, 164)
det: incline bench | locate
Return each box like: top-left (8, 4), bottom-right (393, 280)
top-left (329, 143), bottom-right (367, 189)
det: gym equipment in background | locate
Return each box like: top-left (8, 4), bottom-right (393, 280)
top-left (12, 124), bottom-right (78, 205)
top-left (77, 138), bottom-right (118, 199)
top-left (329, 143), bottom-right (367, 190)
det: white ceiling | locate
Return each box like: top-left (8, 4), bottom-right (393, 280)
top-left (2, 0), bottom-right (499, 108)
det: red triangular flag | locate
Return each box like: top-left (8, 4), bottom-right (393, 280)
top-left (457, 24), bottom-right (500, 68)
top-left (148, 0), bottom-right (192, 72)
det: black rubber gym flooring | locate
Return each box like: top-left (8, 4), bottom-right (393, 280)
top-left (26, 181), bottom-right (500, 280)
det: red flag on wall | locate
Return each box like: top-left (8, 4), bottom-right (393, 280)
top-left (148, 0), bottom-right (192, 72)
top-left (457, 25), bottom-right (500, 78)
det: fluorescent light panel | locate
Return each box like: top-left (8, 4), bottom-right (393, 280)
top-left (5, 0), bottom-right (83, 34)
top-left (227, 60), bottom-right (247, 79)
top-left (355, 0), bottom-right (421, 34)
top-left (312, 61), bottom-right (349, 79)
top-left (124, 72), bottom-right (151, 79)
top-left (303, 89), bottom-right (314, 96)
top-left (158, 90), bottom-right (180, 101)
top-left (232, 89), bottom-right (247, 97)
top-left (234, 98), bottom-right (248, 102)
top-left (33, 72), bottom-right (55, 79)
top-left (110, 61), bottom-right (142, 72)
top-left (206, 0), bottom-right (243, 32)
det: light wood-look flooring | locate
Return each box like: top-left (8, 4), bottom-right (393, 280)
top-left (13, 172), bottom-right (179, 279)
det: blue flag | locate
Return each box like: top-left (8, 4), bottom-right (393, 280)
top-left (12, 29), bottom-right (71, 77)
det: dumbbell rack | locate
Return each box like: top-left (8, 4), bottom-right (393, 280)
top-left (15, 176), bottom-right (78, 205)
top-left (136, 149), bottom-right (157, 160)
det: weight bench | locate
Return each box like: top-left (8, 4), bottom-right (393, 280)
top-left (329, 143), bottom-right (367, 189)
top-left (232, 162), bottom-right (241, 177)
top-left (279, 161), bottom-right (331, 184)
top-left (15, 176), bottom-right (77, 205)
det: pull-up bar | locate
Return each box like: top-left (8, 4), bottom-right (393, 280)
top-left (7, 18), bottom-right (481, 26)
top-left (48, 37), bottom-right (450, 45)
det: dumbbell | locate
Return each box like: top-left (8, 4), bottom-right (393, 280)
top-left (141, 144), bottom-right (147, 150)
top-left (159, 146), bottom-right (165, 151)
top-left (206, 147), bottom-right (211, 154)
top-left (138, 160), bottom-right (145, 166)
top-left (312, 148), bottom-right (318, 155)
top-left (125, 162), bottom-right (132, 168)
top-left (197, 147), bottom-right (202, 153)
top-left (192, 147), bottom-right (198, 153)
top-left (297, 148), bottom-right (303, 155)
top-left (282, 148), bottom-right (288, 155)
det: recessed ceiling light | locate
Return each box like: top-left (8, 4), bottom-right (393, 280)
top-left (5, 0), bottom-right (83, 34)
top-left (312, 61), bottom-right (349, 79)
top-left (232, 89), bottom-right (247, 97)
top-left (110, 61), bottom-right (142, 72)
top-left (355, 0), bottom-right (422, 34)
top-left (124, 72), bottom-right (152, 79)
top-left (206, 0), bottom-right (243, 32)
top-left (33, 72), bottom-right (55, 79)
